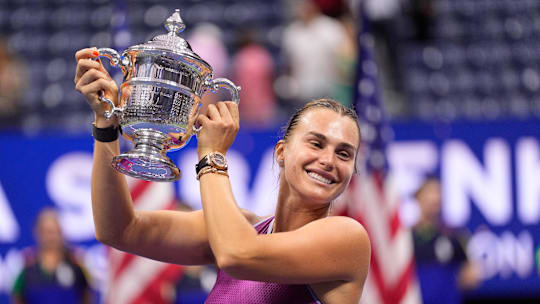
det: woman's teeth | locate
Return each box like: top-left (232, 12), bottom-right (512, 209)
top-left (307, 171), bottom-right (332, 184)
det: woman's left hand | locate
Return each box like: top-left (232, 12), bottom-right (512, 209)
top-left (196, 101), bottom-right (240, 159)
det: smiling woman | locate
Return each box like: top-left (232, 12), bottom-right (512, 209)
top-left (75, 46), bottom-right (370, 304)
top-left (274, 99), bottom-right (362, 206)
top-left (198, 99), bottom-right (369, 304)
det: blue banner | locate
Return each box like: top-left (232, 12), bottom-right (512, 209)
top-left (0, 119), bottom-right (539, 302)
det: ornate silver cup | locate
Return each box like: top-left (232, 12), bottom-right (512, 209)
top-left (96, 9), bottom-right (240, 182)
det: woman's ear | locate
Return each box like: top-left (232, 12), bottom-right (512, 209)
top-left (275, 140), bottom-right (285, 167)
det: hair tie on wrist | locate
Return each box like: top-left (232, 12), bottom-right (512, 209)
top-left (92, 124), bottom-right (121, 142)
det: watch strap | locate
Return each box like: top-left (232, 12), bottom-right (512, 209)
top-left (195, 155), bottom-right (210, 175)
top-left (195, 152), bottom-right (227, 175)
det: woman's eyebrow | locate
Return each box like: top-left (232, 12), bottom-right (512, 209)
top-left (306, 131), bottom-right (327, 141)
top-left (306, 131), bottom-right (357, 151)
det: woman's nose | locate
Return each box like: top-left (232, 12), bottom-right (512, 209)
top-left (318, 149), bottom-right (335, 170)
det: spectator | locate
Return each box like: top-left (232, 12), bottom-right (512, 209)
top-left (281, 0), bottom-right (350, 110)
top-left (0, 38), bottom-right (28, 128)
top-left (412, 177), bottom-right (481, 304)
top-left (188, 23), bottom-right (230, 114)
top-left (11, 208), bottom-right (92, 304)
top-left (232, 29), bottom-right (277, 127)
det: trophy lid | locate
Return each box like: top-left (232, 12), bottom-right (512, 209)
top-left (130, 9), bottom-right (211, 71)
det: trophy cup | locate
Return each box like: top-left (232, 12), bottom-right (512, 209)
top-left (95, 9), bottom-right (240, 182)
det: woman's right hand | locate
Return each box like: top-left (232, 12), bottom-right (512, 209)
top-left (74, 48), bottom-right (119, 128)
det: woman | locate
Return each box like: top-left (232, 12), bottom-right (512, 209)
top-left (74, 47), bottom-right (370, 303)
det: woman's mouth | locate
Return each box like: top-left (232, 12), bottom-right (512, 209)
top-left (306, 170), bottom-right (334, 184)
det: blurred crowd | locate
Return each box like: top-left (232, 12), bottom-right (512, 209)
top-left (0, 0), bottom-right (357, 131)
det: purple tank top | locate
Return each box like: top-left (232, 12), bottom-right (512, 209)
top-left (205, 216), bottom-right (323, 304)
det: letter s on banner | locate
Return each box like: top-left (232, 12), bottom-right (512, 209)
top-left (46, 152), bottom-right (95, 242)
top-left (0, 182), bottom-right (19, 243)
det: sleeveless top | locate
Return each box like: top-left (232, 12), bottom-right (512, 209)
top-left (205, 216), bottom-right (323, 304)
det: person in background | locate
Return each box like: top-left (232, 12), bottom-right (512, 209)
top-left (11, 208), bottom-right (91, 304)
top-left (0, 38), bottom-right (27, 128)
top-left (232, 28), bottom-right (277, 127)
top-left (280, 0), bottom-right (350, 110)
top-left (188, 23), bottom-right (230, 114)
top-left (412, 177), bottom-right (481, 304)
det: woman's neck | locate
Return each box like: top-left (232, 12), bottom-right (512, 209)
top-left (274, 183), bottom-right (330, 233)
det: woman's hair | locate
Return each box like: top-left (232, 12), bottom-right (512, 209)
top-left (281, 98), bottom-right (361, 144)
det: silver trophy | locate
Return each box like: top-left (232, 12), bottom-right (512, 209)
top-left (96, 9), bottom-right (240, 182)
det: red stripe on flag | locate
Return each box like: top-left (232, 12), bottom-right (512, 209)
top-left (111, 251), bottom-right (136, 281)
top-left (373, 171), bottom-right (385, 200)
top-left (130, 180), bottom-right (152, 203)
top-left (369, 238), bottom-right (416, 304)
top-left (389, 209), bottom-right (401, 239)
top-left (132, 264), bottom-right (184, 304)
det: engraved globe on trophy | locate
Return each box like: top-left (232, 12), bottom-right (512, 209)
top-left (95, 9), bottom-right (240, 182)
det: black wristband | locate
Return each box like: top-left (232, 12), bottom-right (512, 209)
top-left (195, 156), bottom-right (210, 175)
top-left (92, 124), bottom-right (121, 142)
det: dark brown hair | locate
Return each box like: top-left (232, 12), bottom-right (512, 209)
top-left (282, 98), bottom-right (361, 145)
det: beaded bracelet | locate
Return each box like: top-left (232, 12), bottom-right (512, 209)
top-left (196, 166), bottom-right (229, 180)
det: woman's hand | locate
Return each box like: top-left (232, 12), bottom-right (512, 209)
top-left (74, 48), bottom-right (118, 128)
top-left (196, 101), bottom-right (239, 158)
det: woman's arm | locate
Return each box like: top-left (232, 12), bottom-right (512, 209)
top-left (196, 102), bottom-right (371, 284)
top-left (91, 139), bottom-right (213, 264)
top-left (74, 48), bottom-right (214, 265)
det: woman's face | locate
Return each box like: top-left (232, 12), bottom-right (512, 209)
top-left (277, 108), bottom-right (360, 205)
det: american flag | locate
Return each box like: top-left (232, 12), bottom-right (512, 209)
top-left (334, 11), bottom-right (422, 304)
top-left (103, 3), bottom-right (183, 303)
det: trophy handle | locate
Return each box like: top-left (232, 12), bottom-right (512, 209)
top-left (204, 78), bottom-right (241, 104)
top-left (98, 91), bottom-right (122, 120)
top-left (95, 48), bottom-right (130, 120)
top-left (194, 78), bottom-right (241, 134)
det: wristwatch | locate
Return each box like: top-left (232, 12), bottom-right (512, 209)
top-left (196, 152), bottom-right (228, 175)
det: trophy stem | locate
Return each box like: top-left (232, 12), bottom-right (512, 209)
top-left (111, 130), bottom-right (181, 182)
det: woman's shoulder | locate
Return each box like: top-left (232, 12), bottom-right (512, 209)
top-left (312, 216), bottom-right (371, 246)
top-left (318, 215), bottom-right (367, 230)
top-left (239, 208), bottom-right (270, 225)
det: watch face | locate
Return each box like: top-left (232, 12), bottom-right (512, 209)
top-left (210, 153), bottom-right (226, 169)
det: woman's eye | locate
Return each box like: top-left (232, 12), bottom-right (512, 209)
top-left (310, 141), bottom-right (321, 148)
top-left (338, 151), bottom-right (350, 159)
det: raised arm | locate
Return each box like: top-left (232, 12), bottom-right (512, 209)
top-left (195, 102), bottom-right (371, 285)
top-left (74, 48), bottom-right (213, 265)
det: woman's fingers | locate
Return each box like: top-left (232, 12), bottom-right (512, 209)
top-left (225, 101), bottom-right (239, 126)
top-left (74, 48), bottom-right (100, 82)
top-left (75, 48), bottom-right (98, 61)
top-left (206, 104), bottom-right (221, 120)
top-left (197, 113), bottom-right (210, 127)
top-left (78, 77), bottom-right (116, 96)
top-left (74, 59), bottom-right (101, 82)
top-left (76, 68), bottom-right (109, 89)
top-left (206, 102), bottom-right (239, 131)
top-left (216, 102), bottom-right (233, 124)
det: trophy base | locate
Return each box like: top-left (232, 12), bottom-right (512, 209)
top-left (111, 130), bottom-right (181, 182)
